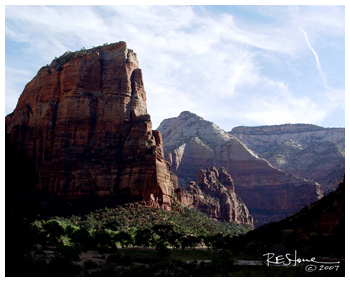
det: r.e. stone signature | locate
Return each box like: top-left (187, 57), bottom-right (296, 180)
top-left (263, 250), bottom-right (340, 272)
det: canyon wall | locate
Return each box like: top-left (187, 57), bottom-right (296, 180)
top-left (157, 111), bottom-right (323, 226)
top-left (230, 124), bottom-right (345, 194)
top-left (6, 42), bottom-right (175, 208)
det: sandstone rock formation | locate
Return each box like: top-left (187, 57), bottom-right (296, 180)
top-left (230, 124), bottom-right (345, 195)
top-left (157, 111), bottom-right (323, 226)
top-left (5, 42), bottom-right (175, 208)
top-left (176, 167), bottom-right (253, 226)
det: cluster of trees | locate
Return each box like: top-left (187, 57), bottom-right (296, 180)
top-left (4, 204), bottom-right (251, 276)
top-left (26, 216), bottom-right (253, 276)
top-left (37, 205), bottom-right (252, 239)
top-left (7, 187), bottom-right (345, 276)
top-left (33, 219), bottom-right (246, 251)
top-left (30, 204), bottom-right (252, 254)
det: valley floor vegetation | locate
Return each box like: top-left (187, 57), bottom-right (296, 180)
top-left (6, 202), bottom-right (344, 277)
top-left (6, 203), bottom-right (250, 276)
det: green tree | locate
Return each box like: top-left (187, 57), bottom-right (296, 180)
top-left (134, 228), bottom-right (154, 247)
top-left (113, 231), bottom-right (132, 248)
top-left (70, 227), bottom-right (93, 252)
top-left (92, 229), bottom-right (114, 253)
top-left (152, 224), bottom-right (175, 244)
top-left (43, 220), bottom-right (65, 245)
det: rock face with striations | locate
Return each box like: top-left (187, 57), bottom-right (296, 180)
top-left (157, 111), bottom-right (323, 226)
top-left (5, 42), bottom-right (175, 208)
top-left (230, 124), bottom-right (345, 195)
top-left (176, 167), bottom-right (253, 226)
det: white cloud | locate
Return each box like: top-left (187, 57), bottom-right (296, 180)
top-left (5, 5), bottom-right (345, 130)
top-left (233, 79), bottom-right (329, 126)
top-left (300, 28), bottom-right (329, 89)
top-left (289, 5), bottom-right (345, 37)
top-left (324, 88), bottom-right (345, 107)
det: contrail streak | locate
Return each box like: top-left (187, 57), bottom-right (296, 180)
top-left (300, 28), bottom-right (329, 89)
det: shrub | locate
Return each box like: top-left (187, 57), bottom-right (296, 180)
top-left (113, 231), bottom-right (132, 248)
top-left (70, 227), bottom-right (93, 252)
top-left (43, 220), bottom-right (65, 244)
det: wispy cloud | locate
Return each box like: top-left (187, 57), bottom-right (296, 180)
top-left (299, 28), bottom-right (329, 89)
top-left (5, 5), bottom-right (344, 129)
top-left (235, 79), bottom-right (328, 126)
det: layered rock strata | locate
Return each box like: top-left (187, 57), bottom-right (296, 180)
top-left (176, 167), bottom-right (253, 226)
top-left (157, 111), bottom-right (323, 226)
top-left (6, 42), bottom-right (175, 208)
top-left (230, 124), bottom-right (345, 194)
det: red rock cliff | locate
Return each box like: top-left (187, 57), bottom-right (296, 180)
top-left (5, 41), bottom-right (175, 207)
top-left (177, 167), bottom-right (253, 226)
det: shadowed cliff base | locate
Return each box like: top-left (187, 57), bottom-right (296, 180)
top-left (232, 176), bottom-right (345, 260)
top-left (5, 178), bottom-right (344, 277)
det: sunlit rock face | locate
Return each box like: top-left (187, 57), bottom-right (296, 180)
top-left (230, 124), bottom-right (345, 195)
top-left (157, 111), bottom-right (323, 226)
top-left (177, 167), bottom-right (253, 226)
top-left (6, 42), bottom-right (176, 208)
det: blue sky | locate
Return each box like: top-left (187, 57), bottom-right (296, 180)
top-left (4, 4), bottom-right (345, 131)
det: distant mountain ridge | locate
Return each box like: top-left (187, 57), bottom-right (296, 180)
top-left (230, 124), bottom-right (345, 194)
top-left (230, 123), bottom-right (344, 150)
top-left (157, 111), bottom-right (323, 227)
top-left (159, 111), bottom-right (236, 154)
top-left (231, 123), bottom-right (338, 134)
